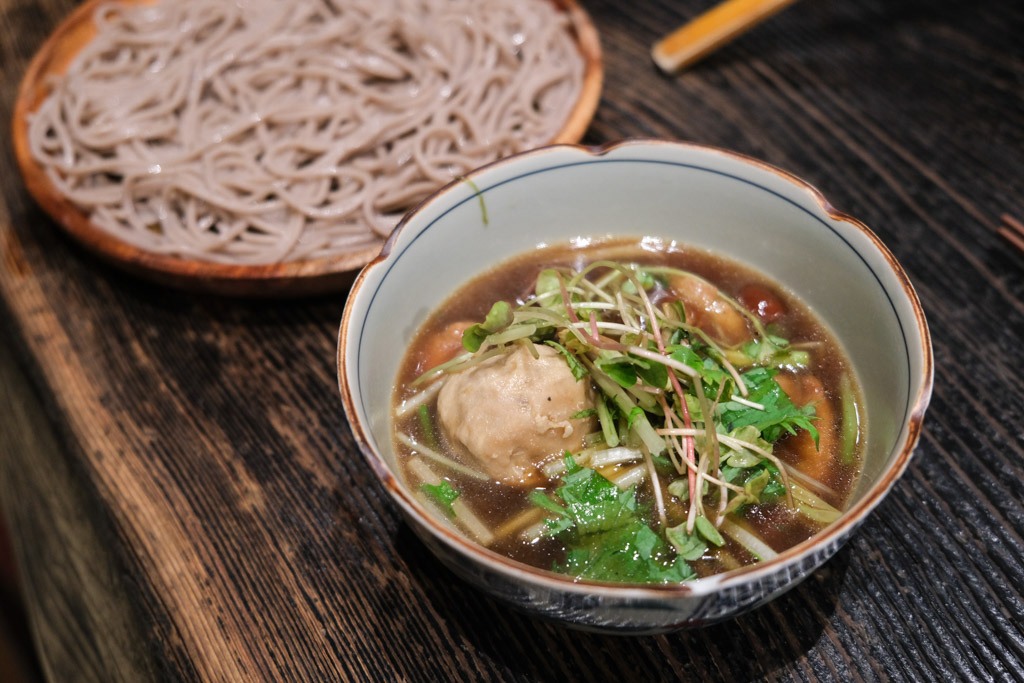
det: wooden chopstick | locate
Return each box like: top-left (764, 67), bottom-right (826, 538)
top-left (998, 214), bottom-right (1024, 254)
top-left (652, 0), bottom-right (800, 75)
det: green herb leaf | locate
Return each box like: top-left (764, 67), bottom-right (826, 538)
top-left (664, 300), bottom-right (686, 325)
top-left (595, 356), bottom-right (638, 389)
top-left (720, 425), bottom-right (773, 469)
top-left (535, 269), bottom-right (561, 300)
top-left (743, 468), bottom-right (771, 500)
top-left (667, 477), bottom-right (708, 503)
top-left (666, 525), bottom-right (708, 561)
top-left (762, 478), bottom-right (786, 501)
top-left (694, 515), bottom-right (725, 547)
top-left (738, 337), bottom-right (810, 369)
top-left (669, 345), bottom-right (704, 373)
top-left (669, 345), bottom-right (728, 390)
top-left (620, 268), bottom-right (656, 295)
top-left (421, 481), bottom-right (459, 516)
top-left (721, 368), bottom-right (819, 445)
top-left (634, 354), bottom-right (668, 390)
top-left (530, 490), bottom-right (575, 534)
top-left (535, 455), bottom-right (697, 584)
top-left (627, 406), bottom-right (645, 429)
top-left (417, 404), bottom-right (437, 449)
top-left (596, 394), bottom-right (619, 448)
top-left (720, 464), bottom-right (745, 484)
top-left (545, 340), bottom-right (588, 381)
top-left (651, 454), bottom-right (674, 470)
top-left (634, 524), bottom-right (659, 560)
top-left (461, 327), bottom-right (488, 353)
top-left (723, 463), bottom-right (783, 516)
top-left (462, 301), bottom-right (514, 352)
top-left (724, 491), bottom-right (754, 516)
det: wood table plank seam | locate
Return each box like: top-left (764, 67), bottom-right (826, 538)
top-left (2, 0), bottom-right (1023, 680)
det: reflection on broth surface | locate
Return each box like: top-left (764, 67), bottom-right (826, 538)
top-left (392, 238), bottom-right (863, 584)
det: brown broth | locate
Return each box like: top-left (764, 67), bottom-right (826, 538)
top-left (392, 238), bottom-right (864, 581)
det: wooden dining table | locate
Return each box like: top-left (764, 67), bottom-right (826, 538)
top-left (1, 0), bottom-right (1022, 680)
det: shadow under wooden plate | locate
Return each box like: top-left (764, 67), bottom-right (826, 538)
top-left (11, 0), bottom-right (603, 297)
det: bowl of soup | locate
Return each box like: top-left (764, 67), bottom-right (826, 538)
top-left (337, 139), bottom-right (933, 632)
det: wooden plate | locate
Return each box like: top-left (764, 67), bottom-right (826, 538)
top-left (11, 0), bottom-right (603, 297)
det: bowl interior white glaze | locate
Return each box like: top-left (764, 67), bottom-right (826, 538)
top-left (339, 139), bottom-right (932, 615)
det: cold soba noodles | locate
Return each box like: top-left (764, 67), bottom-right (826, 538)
top-left (392, 239), bottom-right (864, 584)
top-left (28, 0), bottom-right (584, 264)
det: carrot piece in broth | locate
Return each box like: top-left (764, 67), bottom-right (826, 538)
top-left (774, 373), bottom-right (836, 482)
top-left (417, 321), bottom-right (474, 375)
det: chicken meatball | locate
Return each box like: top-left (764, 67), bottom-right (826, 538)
top-left (436, 343), bottom-right (596, 484)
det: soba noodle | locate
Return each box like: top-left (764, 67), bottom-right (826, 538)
top-left (28, 0), bottom-right (585, 264)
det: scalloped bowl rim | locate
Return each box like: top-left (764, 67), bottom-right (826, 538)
top-left (338, 138), bottom-right (933, 604)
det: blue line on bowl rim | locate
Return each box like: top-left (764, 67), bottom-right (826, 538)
top-left (356, 156), bottom-right (914, 458)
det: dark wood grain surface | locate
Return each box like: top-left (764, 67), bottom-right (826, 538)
top-left (1, 0), bottom-right (1022, 680)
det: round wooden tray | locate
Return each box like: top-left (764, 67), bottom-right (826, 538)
top-left (11, 0), bottom-right (603, 296)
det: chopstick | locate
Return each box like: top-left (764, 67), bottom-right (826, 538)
top-left (652, 0), bottom-right (800, 75)
top-left (998, 214), bottom-right (1024, 254)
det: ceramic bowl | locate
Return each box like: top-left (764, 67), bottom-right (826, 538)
top-left (337, 139), bottom-right (933, 633)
